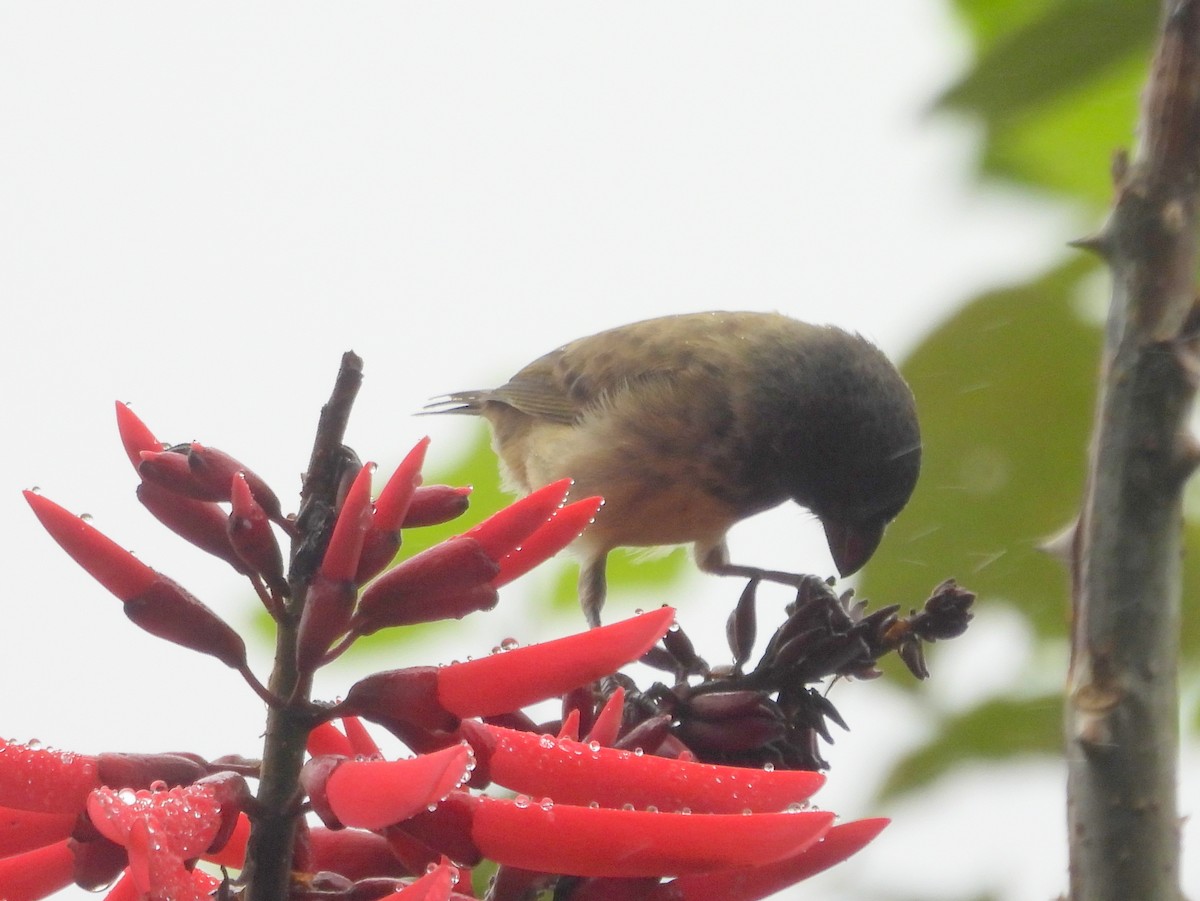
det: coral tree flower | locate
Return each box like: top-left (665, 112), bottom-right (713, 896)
top-left (5, 396), bottom-right (890, 900)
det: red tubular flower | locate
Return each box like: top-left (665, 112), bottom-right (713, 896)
top-left (114, 402), bottom-right (163, 470)
top-left (24, 492), bottom-right (158, 600)
top-left (436, 607), bottom-right (675, 718)
top-left (0, 805), bottom-right (76, 856)
top-left (309, 743), bottom-right (475, 831)
top-left (0, 741), bottom-right (100, 815)
top-left (307, 828), bottom-right (411, 881)
top-left (352, 539), bottom-right (501, 635)
top-left (355, 443), bottom-right (422, 584)
top-left (294, 570), bottom-right (357, 675)
top-left (465, 794), bottom-right (835, 878)
top-left (460, 721), bottom-right (825, 814)
top-left (664, 817), bottom-right (889, 900)
top-left (307, 722), bottom-right (357, 759)
top-left (24, 492), bottom-right (249, 670)
top-left (88, 784), bottom-right (223, 860)
top-left (228, 472), bottom-right (285, 589)
top-left (340, 667), bottom-right (458, 734)
top-left (184, 443), bottom-right (284, 523)
top-left (136, 449), bottom-right (221, 502)
top-left (400, 485), bottom-right (472, 528)
top-left (342, 609), bottom-right (675, 731)
top-left (585, 686), bottom-right (625, 747)
top-left (86, 778), bottom-right (242, 900)
top-left (340, 716), bottom-right (382, 757)
top-left (137, 481), bottom-right (253, 577)
top-left (372, 440), bottom-right (429, 533)
top-left (492, 496), bottom-right (604, 587)
top-left (460, 478), bottom-right (574, 560)
top-left (321, 463), bottom-right (375, 583)
top-left (0, 839), bottom-right (76, 900)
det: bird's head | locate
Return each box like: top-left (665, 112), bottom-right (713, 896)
top-left (811, 436), bottom-right (921, 576)
top-left (753, 328), bottom-right (921, 577)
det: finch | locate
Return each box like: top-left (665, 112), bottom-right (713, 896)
top-left (428, 311), bottom-right (920, 625)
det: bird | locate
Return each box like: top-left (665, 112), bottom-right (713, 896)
top-left (426, 311), bottom-right (921, 626)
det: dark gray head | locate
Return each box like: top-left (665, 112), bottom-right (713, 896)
top-left (747, 326), bottom-right (921, 576)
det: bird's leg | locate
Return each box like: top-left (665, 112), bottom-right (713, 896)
top-left (697, 541), bottom-right (828, 593)
top-left (579, 552), bottom-right (609, 628)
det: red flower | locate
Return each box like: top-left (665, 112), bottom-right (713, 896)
top-left (7, 388), bottom-right (890, 900)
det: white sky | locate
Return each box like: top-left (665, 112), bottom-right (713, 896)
top-left (4, 3), bottom-right (1193, 900)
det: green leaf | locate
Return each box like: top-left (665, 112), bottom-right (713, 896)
top-left (979, 52), bottom-right (1149, 204)
top-left (858, 257), bottom-right (1102, 643)
top-left (943, 0), bottom-right (1155, 117)
top-left (880, 693), bottom-right (1064, 799)
top-left (943, 0), bottom-right (1154, 202)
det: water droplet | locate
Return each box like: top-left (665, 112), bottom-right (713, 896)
top-left (742, 808), bottom-right (753, 816)
top-left (587, 740), bottom-right (601, 753)
top-left (621, 802), bottom-right (635, 811)
top-left (680, 807), bottom-right (692, 815)
top-left (539, 797), bottom-right (554, 811)
top-left (588, 800), bottom-right (600, 809)
top-left (645, 805), bottom-right (658, 813)
top-left (79, 513), bottom-right (93, 523)
top-left (633, 748), bottom-right (644, 757)
top-left (786, 801), bottom-right (807, 813)
top-left (538, 734), bottom-right (555, 749)
top-left (500, 637), bottom-right (520, 651)
top-left (149, 780), bottom-right (167, 792)
top-left (513, 794), bottom-right (530, 809)
top-left (763, 762), bottom-right (775, 772)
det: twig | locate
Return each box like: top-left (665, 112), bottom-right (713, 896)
top-left (242, 351), bottom-right (365, 901)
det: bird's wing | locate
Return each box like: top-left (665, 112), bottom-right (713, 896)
top-left (487, 314), bottom-right (739, 424)
top-left (431, 312), bottom-right (780, 424)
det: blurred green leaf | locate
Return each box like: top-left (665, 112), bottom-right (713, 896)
top-left (943, 0), bottom-right (1153, 202)
top-left (943, 0), bottom-right (1154, 116)
top-left (981, 53), bottom-right (1147, 204)
top-left (859, 257), bottom-right (1101, 641)
top-left (880, 694), bottom-right (1063, 799)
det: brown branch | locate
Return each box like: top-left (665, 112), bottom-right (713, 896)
top-left (1066, 3), bottom-right (1200, 899)
top-left (242, 351), bottom-right (364, 901)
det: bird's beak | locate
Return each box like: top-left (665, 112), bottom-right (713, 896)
top-left (822, 518), bottom-right (885, 577)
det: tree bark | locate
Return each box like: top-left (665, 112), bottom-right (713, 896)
top-left (1066, 3), bottom-right (1200, 899)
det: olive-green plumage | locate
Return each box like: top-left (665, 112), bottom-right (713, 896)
top-left (429, 311), bottom-right (920, 624)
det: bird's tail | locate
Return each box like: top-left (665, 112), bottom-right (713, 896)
top-left (419, 391), bottom-right (491, 416)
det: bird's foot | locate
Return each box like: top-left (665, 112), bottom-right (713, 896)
top-left (707, 562), bottom-right (831, 594)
